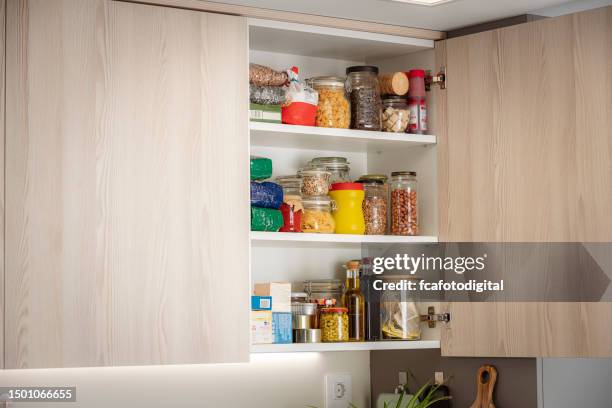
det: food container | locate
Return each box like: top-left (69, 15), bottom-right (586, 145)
top-left (293, 328), bottom-right (321, 343)
top-left (380, 275), bottom-right (422, 340)
top-left (346, 66), bottom-right (382, 131)
top-left (382, 95), bottom-right (410, 133)
top-left (329, 183), bottom-right (365, 235)
top-left (308, 76), bottom-right (350, 129)
top-left (379, 72), bottom-right (409, 96)
top-left (291, 302), bottom-right (318, 316)
top-left (301, 196), bottom-right (335, 233)
top-left (303, 279), bottom-right (343, 304)
top-left (407, 69), bottom-right (428, 134)
top-left (275, 176), bottom-right (303, 233)
top-left (309, 157), bottom-right (351, 184)
top-left (357, 177), bottom-right (388, 235)
top-left (293, 314), bottom-right (313, 330)
top-left (298, 168), bottom-right (331, 196)
top-left (291, 292), bottom-right (308, 303)
top-left (390, 171), bottom-right (418, 236)
top-left (320, 307), bottom-right (349, 342)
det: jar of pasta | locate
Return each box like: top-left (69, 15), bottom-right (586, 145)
top-left (320, 307), bottom-right (349, 342)
top-left (309, 76), bottom-right (350, 129)
top-left (301, 196), bottom-right (335, 233)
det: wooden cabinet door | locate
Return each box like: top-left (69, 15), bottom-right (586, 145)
top-left (437, 7), bottom-right (612, 356)
top-left (0, 0), bottom-right (5, 370)
top-left (5, 0), bottom-right (250, 368)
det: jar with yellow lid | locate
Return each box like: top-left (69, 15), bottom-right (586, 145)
top-left (329, 182), bottom-right (365, 235)
top-left (308, 76), bottom-right (350, 129)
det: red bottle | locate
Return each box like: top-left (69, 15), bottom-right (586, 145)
top-left (406, 69), bottom-right (428, 134)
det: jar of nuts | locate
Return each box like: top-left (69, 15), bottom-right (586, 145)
top-left (320, 307), bottom-right (349, 342)
top-left (357, 178), bottom-right (388, 235)
top-left (301, 195), bottom-right (335, 234)
top-left (390, 171), bottom-right (418, 236)
top-left (382, 95), bottom-right (410, 133)
top-left (309, 77), bottom-right (350, 129)
top-left (299, 168), bottom-right (331, 196)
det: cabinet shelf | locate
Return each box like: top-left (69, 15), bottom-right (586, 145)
top-left (250, 122), bottom-right (436, 153)
top-left (251, 340), bottom-right (440, 353)
top-left (251, 231), bottom-right (438, 246)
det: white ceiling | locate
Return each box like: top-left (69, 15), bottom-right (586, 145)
top-left (214, 0), bottom-right (612, 31)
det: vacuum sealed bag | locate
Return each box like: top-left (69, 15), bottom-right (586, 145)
top-left (251, 207), bottom-right (284, 232)
top-left (250, 84), bottom-right (286, 105)
top-left (282, 67), bottom-right (318, 126)
top-left (251, 181), bottom-right (283, 209)
top-left (249, 64), bottom-right (288, 87)
top-left (250, 156), bottom-right (273, 181)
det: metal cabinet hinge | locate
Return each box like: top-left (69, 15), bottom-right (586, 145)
top-left (420, 306), bottom-right (451, 328)
top-left (425, 67), bottom-right (446, 91)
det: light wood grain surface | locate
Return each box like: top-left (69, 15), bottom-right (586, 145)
top-left (438, 7), bottom-right (612, 357)
top-left (438, 6), bottom-right (612, 242)
top-left (119, 0), bottom-right (445, 40)
top-left (0, 0), bottom-right (5, 370)
top-left (5, 0), bottom-right (250, 368)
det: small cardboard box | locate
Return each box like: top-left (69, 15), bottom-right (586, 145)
top-left (251, 295), bottom-right (272, 311)
top-left (272, 312), bottom-right (293, 344)
top-left (250, 103), bottom-right (282, 123)
top-left (251, 310), bottom-right (273, 345)
top-left (253, 282), bottom-right (291, 313)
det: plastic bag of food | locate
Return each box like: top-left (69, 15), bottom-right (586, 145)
top-left (251, 207), bottom-right (284, 231)
top-left (251, 181), bottom-right (283, 209)
top-left (250, 63), bottom-right (288, 87)
top-left (282, 67), bottom-right (318, 126)
top-left (250, 156), bottom-right (273, 180)
top-left (250, 84), bottom-right (286, 105)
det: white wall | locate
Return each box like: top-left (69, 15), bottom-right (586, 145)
top-left (0, 352), bottom-right (370, 408)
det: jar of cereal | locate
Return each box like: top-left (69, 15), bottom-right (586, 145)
top-left (309, 76), bottom-right (350, 129)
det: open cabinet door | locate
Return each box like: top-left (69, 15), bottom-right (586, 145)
top-left (437, 7), bottom-right (612, 356)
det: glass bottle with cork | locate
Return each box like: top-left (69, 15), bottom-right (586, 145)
top-left (343, 260), bottom-right (366, 342)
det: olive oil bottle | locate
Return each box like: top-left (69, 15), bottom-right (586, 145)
top-left (343, 260), bottom-right (365, 342)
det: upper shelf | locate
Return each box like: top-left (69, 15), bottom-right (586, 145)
top-left (250, 122), bottom-right (436, 153)
top-left (248, 18), bottom-right (434, 61)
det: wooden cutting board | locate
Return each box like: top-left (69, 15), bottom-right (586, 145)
top-left (470, 365), bottom-right (497, 408)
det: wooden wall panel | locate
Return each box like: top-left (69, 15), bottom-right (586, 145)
top-left (5, 0), bottom-right (249, 368)
top-left (0, 0), bottom-right (5, 370)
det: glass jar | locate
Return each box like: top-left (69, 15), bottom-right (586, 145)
top-left (309, 157), bottom-right (350, 184)
top-left (276, 176), bottom-right (303, 232)
top-left (303, 279), bottom-right (343, 304)
top-left (299, 168), bottom-right (331, 196)
top-left (309, 76), bottom-right (350, 129)
top-left (346, 66), bottom-right (382, 131)
top-left (343, 260), bottom-right (365, 342)
top-left (357, 178), bottom-right (387, 235)
top-left (320, 307), bottom-right (349, 342)
top-left (390, 171), bottom-right (418, 236)
top-left (328, 182), bottom-right (365, 235)
top-left (301, 196), bottom-right (335, 233)
top-left (382, 95), bottom-right (410, 133)
top-left (379, 275), bottom-right (421, 340)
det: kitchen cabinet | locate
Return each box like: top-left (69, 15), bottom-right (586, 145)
top-left (436, 7), bottom-right (612, 357)
top-left (4, 0), bottom-right (249, 368)
top-left (0, 0), bottom-right (5, 371)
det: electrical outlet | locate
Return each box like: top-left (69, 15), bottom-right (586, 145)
top-left (325, 373), bottom-right (352, 408)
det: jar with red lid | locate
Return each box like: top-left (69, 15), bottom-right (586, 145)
top-left (328, 182), bottom-right (365, 235)
top-left (407, 69), bottom-right (428, 134)
top-left (320, 307), bottom-right (349, 342)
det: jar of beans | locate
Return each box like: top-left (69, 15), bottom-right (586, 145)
top-left (299, 168), bottom-right (331, 196)
top-left (346, 66), bottom-right (382, 131)
top-left (382, 95), bottom-right (410, 133)
top-left (357, 177), bottom-right (388, 235)
top-left (390, 171), bottom-right (418, 236)
top-left (309, 77), bottom-right (350, 129)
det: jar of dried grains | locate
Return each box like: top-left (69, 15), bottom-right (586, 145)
top-left (357, 177), bottom-right (387, 235)
top-left (346, 66), bottom-right (382, 131)
top-left (390, 171), bottom-right (418, 236)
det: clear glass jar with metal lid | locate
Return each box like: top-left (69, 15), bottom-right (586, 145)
top-left (346, 66), bottom-right (382, 131)
top-left (390, 171), bottom-right (418, 236)
top-left (382, 95), bottom-right (410, 133)
top-left (298, 167), bottom-right (331, 196)
top-left (309, 157), bottom-right (350, 184)
top-left (356, 177), bottom-right (388, 235)
top-left (301, 195), bottom-right (335, 233)
top-left (308, 76), bottom-right (350, 129)
top-left (380, 275), bottom-right (422, 340)
top-left (275, 175), bottom-right (302, 196)
top-left (276, 175), bottom-right (304, 233)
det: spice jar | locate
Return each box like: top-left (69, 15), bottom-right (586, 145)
top-left (380, 275), bottom-right (422, 340)
top-left (309, 157), bottom-right (350, 184)
top-left (357, 178), bottom-right (387, 235)
top-left (276, 176), bottom-right (303, 232)
top-left (391, 171), bottom-right (418, 235)
top-left (320, 307), bottom-right (349, 342)
top-left (299, 168), bottom-right (331, 196)
top-left (301, 196), bottom-right (335, 233)
top-left (329, 183), bottom-right (365, 235)
top-left (382, 95), bottom-right (410, 133)
top-left (346, 66), bottom-right (382, 131)
top-left (309, 76), bottom-right (350, 129)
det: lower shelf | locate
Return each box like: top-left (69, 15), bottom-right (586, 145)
top-left (250, 340), bottom-right (440, 353)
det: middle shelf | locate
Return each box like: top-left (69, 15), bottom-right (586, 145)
top-left (251, 231), bottom-right (438, 246)
top-left (251, 340), bottom-right (441, 353)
